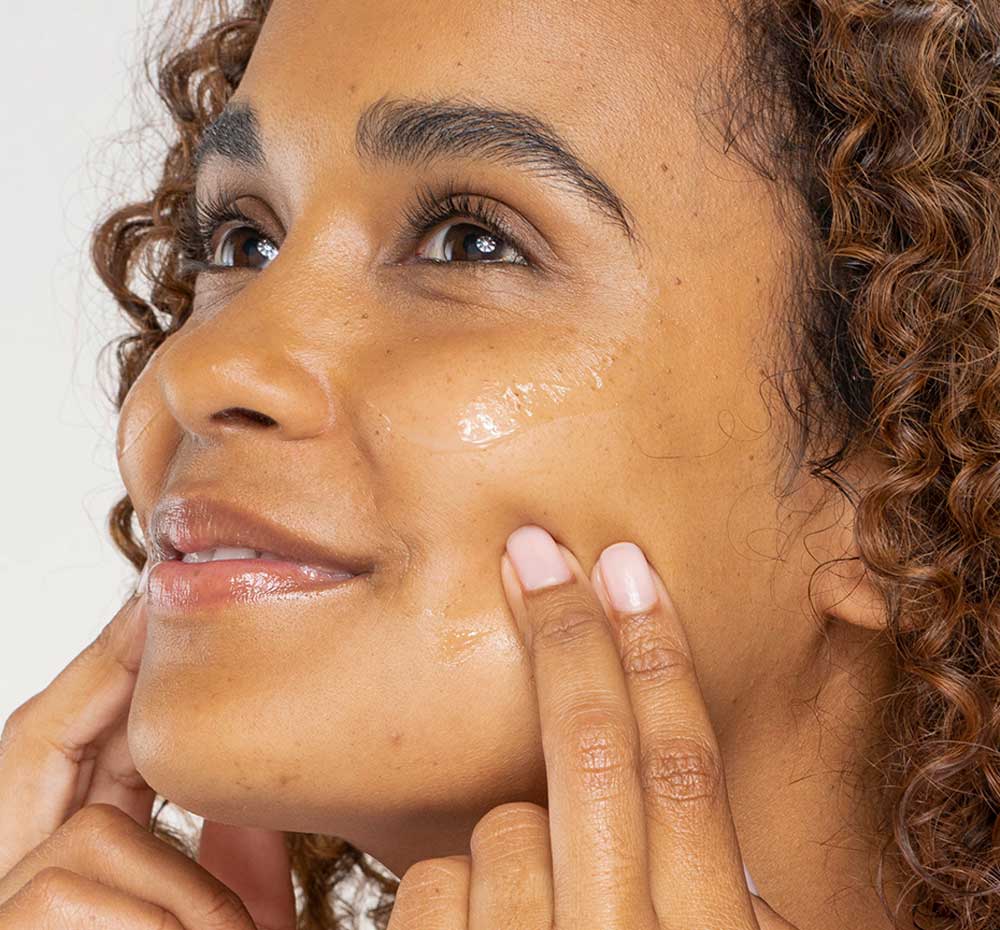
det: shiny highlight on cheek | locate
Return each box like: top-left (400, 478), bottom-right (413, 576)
top-left (364, 345), bottom-right (628, 453)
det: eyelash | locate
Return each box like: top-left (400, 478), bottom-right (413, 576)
top-left (176, 180), bottom-right (531, 277)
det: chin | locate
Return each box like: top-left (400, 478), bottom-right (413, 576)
top-left (126, 646), bottom-right (550, 844)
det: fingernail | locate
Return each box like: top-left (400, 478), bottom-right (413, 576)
top-left (505, 526), bottom-right (572, 591)
top-left (598, 542), bottom-right (657, 612)
top-left (135, 560), bottom-right (151, 596)
top-left (743, 860), bottom-right (759, 896)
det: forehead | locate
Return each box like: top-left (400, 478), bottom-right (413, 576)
top-left (236, 0), bottom-right (729, 173)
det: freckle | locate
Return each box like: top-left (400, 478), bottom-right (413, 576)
top-left (390, 731), bottom-right (403, 747)
top-left (456, 60), bottom-right (462, 66)
top-left (347, 82), bottom-right (357, 94)
top-left (660, 162), bottom-right (668, 172)
top-left (673, 276), bottom-right (682, 285)
top-left (692, 209), bottom-right (699, 216)
top-left (416, 42), bottom-right (423, 50)
top-left (755, 275), bottom-right (761, 283)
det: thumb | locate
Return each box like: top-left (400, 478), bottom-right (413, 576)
top-left (198, 820), bottom-right (297, 930)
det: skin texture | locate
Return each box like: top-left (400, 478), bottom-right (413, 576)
top-left (113, 1), bottom-right (904, 928)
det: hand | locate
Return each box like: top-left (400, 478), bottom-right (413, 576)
top-left (0, 592), bottom-right (296, 930)
top-left (386, 525), bottom-right (800, 930)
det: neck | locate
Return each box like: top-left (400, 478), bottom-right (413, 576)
top-left (719, 616), bottom-right (917, 930)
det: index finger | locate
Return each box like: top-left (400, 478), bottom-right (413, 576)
top-left (589, 542), bottom-right (759, 929)
top-left (0, 589), bottom-right (150, 874)
top-left (501, 525), bottom-right (657, 929)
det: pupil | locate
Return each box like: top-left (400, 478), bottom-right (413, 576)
top-left (238, 234), bottom-right (277, 266)
top-left (456, 226), bottom-right (499, 260)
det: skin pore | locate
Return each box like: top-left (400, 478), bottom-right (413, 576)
top-left (115, 1), bottom-right (907, 928)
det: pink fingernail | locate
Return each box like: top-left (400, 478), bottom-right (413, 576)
top-left (505, 526), bottom-right (572, 591)
top-left (598, 542), bottom-right (657, 612)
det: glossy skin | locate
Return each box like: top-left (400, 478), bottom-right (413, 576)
top-left (106, 0), bottom-right (902, 927)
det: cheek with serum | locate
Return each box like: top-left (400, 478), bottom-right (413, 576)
top-left (361, 339), bottom-right (630, 453)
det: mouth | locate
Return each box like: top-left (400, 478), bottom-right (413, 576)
top-left (142, 495), bottom-right (374, 612)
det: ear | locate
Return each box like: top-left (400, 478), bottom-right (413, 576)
top-left (807, 450), bottom-right (890, 634)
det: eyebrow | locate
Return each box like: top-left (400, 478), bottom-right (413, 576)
top-left (192, 95), bottom-right (639, 245)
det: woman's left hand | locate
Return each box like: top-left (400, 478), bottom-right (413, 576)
top-left (386, 525), bottom-right (799, 930)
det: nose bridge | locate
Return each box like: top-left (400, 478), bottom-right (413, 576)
top-left (155, 302), bottom-right (335, 442)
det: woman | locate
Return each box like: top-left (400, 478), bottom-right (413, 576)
top-left (1, 0), bottom-right (998, 928)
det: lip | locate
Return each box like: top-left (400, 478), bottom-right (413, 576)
top-left (144, 495), bottom-right (374, 611)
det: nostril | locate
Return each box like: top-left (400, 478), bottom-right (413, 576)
top-left (211, 407), bottom-right (279, 427)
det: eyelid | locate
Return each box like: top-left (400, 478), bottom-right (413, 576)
top-left (389, 178), bottom-right (559, 273)
top-left (182, 179), bottom-right (562, 276)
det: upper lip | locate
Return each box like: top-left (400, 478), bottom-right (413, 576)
top-left (148, 495), bottom-right (374, 576)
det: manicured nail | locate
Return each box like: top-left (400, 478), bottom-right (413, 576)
top-left (598, 542), bottom-right (657, 612)
top-left (505, 526), bottom-right (572, 591)
top-left (743, 861), bottom-right (759, 896)
top-left (135, 560), bottom-right (152, 596)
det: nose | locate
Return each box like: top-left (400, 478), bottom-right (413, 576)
top-left (154, 316), bottom-right (334, 442)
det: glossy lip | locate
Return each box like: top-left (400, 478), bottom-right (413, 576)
top-left (149, 495), bottom-right (374, 572)
top-left (144, 495), bottom-right (375, 612)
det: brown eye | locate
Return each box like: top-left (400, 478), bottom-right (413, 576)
top-left (416, 220), bottom-right (527, 264)
top-left (213, 225), bottom-right (279, 270)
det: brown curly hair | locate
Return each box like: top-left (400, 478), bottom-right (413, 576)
top-left (90, 1), bottom-right (1000, 928)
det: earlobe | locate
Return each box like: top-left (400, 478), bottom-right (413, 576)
top-left (808, 495), bottom-right (889, 634)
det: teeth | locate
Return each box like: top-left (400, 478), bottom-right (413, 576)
top-left (181, 546), bottom-right (262, 563)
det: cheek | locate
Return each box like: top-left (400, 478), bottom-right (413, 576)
top-left (360, 335), bottom-right (631, 453)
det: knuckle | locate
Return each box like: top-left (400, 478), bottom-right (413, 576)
top-left (66, 802), bottom-right (133, 840)
top-left (618, 621), bottom-right (693, 684)
top-left (198, 885), bottom-right (252, 930)
top-left (640, 736), bottom-right (723, 814)
top-left (564, 707), bottom-right (639, 796)
top-left (393, 857), bottom-right (470, 924)
top-left (90, 618), bottom-right (118, 658)
top-left (398, 856), bottom-right (469, 893)
top-left (27, 865), bottom-right (76, 902)
top-left (530, 597), bottom-right (606, 652)
top-left (151, 908), bottom-right (185, 930)
top-left (470, 802), bottom-right (549, 857)
top-left (1, 698), bottom-right (37, 743)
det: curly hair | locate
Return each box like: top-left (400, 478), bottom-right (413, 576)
top-left (90, 1), bottom-right (1000, 928)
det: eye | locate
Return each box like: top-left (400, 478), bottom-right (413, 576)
top-left (403, 186), bottom-right (530, 267)
top-left (414, 220), bottom-right (526, 265)
top-left (177, 189), bottom-right (280, 277)
top-left (213, 224), bottom-right (279, 270)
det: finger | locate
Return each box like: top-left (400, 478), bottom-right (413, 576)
top-left (0, 867), bottom-right (184, 930)
top-left (82, 718), bottom-right (156, 826)
top-left (387, 856), bottom-right (470, 930)
top-left (468, 803), bottom-right (553, 930)
top-left (749, 893), bottom-right (798, 929)
top-left (0, 803), bottom-right (255, 930)
top-left (0, 595), bottom-right (149, 874)
top-left (501, 525), bottom-right (657, 929)
top-left (198, 821), bottom-right (297, 930)
top-left (590, 543), bottom-right (757, 930)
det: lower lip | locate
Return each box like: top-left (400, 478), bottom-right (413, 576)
top-left (146, 558), bottom-right (360, 611)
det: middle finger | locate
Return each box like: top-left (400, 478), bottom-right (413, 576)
top-left (501, 525), bottom-right (657, 930)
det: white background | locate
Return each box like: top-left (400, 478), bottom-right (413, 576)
top-left (1, 1), bottom-right (172, 726)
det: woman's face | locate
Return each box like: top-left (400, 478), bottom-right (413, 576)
top-left (117, 0), bottom-right (877, 875)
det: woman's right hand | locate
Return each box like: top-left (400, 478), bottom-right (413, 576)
top-left (0, 592), bottom-right (297, 930)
